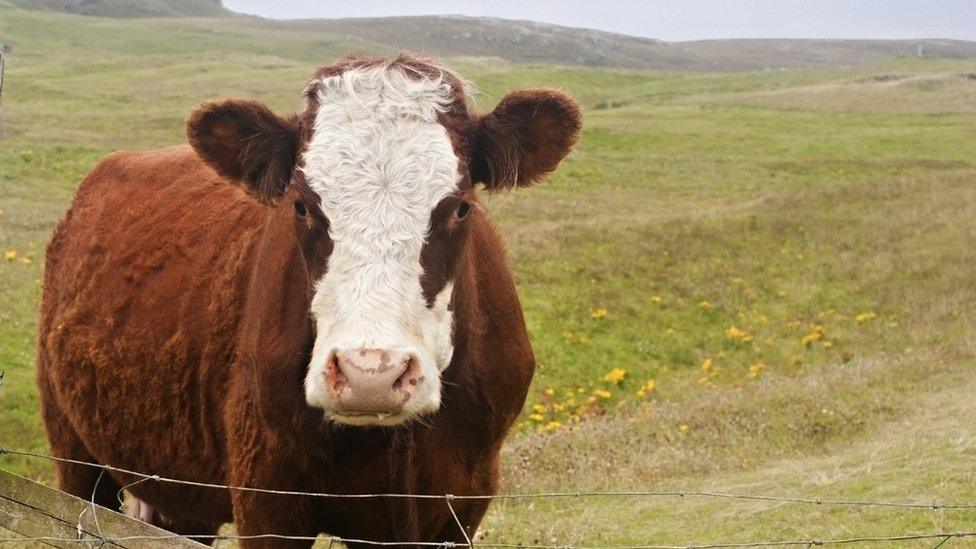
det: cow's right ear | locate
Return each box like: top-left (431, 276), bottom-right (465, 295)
top-left (187, 99), bottom-right (299, 203)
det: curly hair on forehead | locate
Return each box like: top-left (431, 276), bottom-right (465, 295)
top-left (301, 52), bottom-right (471, 113)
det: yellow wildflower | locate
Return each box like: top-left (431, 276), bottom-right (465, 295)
top-left (700, 358), bottom-right (713, 372)
top-left (855, 311), bottom-right (877, 323)
top-left (594, 389), bottom-right (611, 399)
top-left (562, 331), bottom-right (574, 340)
top-left (544, 388), bottom-right (555, 396)
top-left (801, 324), bottom-right (826, 347)
top-left (590, 308), bottom-right (608, 319)
top-left (747, 362), bottom-right (765, 378)
top-left (528, 413), bottom-right (544, 422)
top-left (678, 424), bottom-right (689, 432)
top-left (636, 379), bottom-right (656, 397)
top-left (724, 326), bottom-right (752, 343)
top-left (697, 300), bottom-right (712, 310)
top-left (20, 257), bottom-right (32, 265)
top-left (821, 341), bottom-right (833, 349)
top-left (532, 404), bottom-right (547, 413)
top-left (650, 295), bottom-right (662, 304)
top-left (602, 367), bottom-right (627, 385)
top-left (542, 421), bottom-right (562, 432)
top-left (4, 250), bottom-right (17, 262)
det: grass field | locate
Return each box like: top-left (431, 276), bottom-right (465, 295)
top-left (2, 3), bottom-right (976, 546)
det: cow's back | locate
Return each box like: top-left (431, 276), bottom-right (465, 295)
top-left (37, 145), bottom-right (266, 519)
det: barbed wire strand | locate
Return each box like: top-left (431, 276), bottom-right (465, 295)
top-left (115, 474), bottom-right (153, 514)
top-left (3, 448), bottom-right (975, 511)
top-left (85, 468), bottom-right (107, 546)
top-left (446, 494), bottom-right (474, 548)
top-left (1, 531), bottom-right (975, 548)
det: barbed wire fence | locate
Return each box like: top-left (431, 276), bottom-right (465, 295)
top-left (2, 447), bottom-right (975, 548)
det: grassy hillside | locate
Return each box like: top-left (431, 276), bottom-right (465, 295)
top-left (1, 3), bottom-right (976, 545)
top-left (5, 0), bottom-right (976, 70)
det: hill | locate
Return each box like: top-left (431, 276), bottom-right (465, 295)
top-left (270, 15), bottom-right (976, 71)
top-left (4, 1), bottom-right (976, 70)
top-left (8, 0), bottom-right (228, 17)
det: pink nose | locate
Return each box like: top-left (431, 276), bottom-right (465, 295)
top-left (326, 349), bottom-right (423, 414)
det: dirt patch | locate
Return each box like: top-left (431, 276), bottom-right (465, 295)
top-left (858, 74), bottom-right (905, 83)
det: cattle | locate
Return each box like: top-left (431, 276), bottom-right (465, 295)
top-left (36, 53), bottom-right (581, 546)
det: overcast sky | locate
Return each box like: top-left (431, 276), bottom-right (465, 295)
top-left (222, 1), bottom-right (976, 42)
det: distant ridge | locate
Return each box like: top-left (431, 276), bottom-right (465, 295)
top-left (277, 15), bottom-right (976, 71)
top-left (6, 2), bottom-right (976, 71)
top-left (9, 0), bottom-right (229, 18)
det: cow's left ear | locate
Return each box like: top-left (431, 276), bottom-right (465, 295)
top-left (470, 89), bottom-right (582, 190)
top-left (187, 99), bottom-right (299, 203)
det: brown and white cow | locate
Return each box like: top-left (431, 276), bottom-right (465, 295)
top-left (36, 53), bottom-right (581, 546)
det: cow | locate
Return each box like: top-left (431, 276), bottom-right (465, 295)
top-left (36, 53), bottom-right (581, 546)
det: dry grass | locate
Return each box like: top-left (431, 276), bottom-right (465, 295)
top-left (697, 71), bottom-right (976, 114)
top-left (488, 349), bottom-right (976, 545)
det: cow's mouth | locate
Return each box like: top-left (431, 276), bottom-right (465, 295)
top-left (327, 409), bottom-right (412, 427)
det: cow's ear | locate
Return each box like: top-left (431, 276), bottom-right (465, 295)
top-left (470, 89), bottom-right (582, 190)
top-left (187, 99), bottom-right (299, 202)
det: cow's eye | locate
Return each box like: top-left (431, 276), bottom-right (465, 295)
top-left (294, 200), bottom-right (308, 218)
top-left (454, 201), bottom-right (470, 220)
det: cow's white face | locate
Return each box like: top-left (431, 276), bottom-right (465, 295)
top-left (185, 54), bottom-right (581, 428)
top-left (301, 65), bottom-right (462, 426)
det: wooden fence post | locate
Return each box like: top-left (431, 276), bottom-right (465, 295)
top-left (0, 469), bottom-right (207, 547)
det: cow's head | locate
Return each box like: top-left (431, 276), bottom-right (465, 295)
top-left (187, 54), bottom-right (581, 426)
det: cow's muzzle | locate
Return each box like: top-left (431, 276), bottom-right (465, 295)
top-left (325, 348), bottom-right (423, 417)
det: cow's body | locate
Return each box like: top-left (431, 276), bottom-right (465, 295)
top-left (38, 144), bottom-right (531, 541)
top-left (37, 54), bottom-right (579, 546)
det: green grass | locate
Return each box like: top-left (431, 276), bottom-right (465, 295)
top-left (2, 4), bottom-right (976, 544)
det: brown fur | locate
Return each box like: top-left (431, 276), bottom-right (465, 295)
top-left (37, 54), bottom-right (580, 547)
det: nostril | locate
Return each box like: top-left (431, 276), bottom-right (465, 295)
top-left (393, 355), bottom-right (422, 391)
top-left (327, 351), bottom-right (347, 393)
